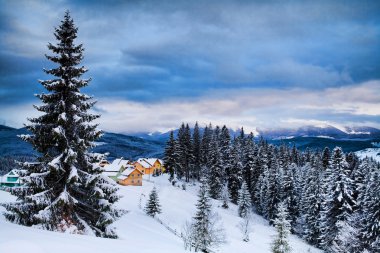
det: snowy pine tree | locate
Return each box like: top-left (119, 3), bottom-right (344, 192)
top-left (187, 180), bottom-right (226, 252)
top-left (207, 133), bottom-right (224, 199)
top-left (164, 130), bottom-right (177, 181)
top-left (221, 184), bottom-right (230, 209)
top-left (228, 139), bottom-right (243, 204)
top-left (192, 122), bottom-right (202, 180)
top-left (271, 202), bottom-right (292, 253)
top-left (238, 181), bottom-right (252, 218)
top-left (145, 186), bottom-right (162, 217)
top-left (4, 11), bottom-right (121, 238)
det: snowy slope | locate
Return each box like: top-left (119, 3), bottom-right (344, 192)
top-left (0, 175), bottom-right (322, 253)
top-left (355, 148), bottom-right (380, 162)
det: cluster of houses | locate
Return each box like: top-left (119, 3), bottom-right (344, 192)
top-left (100, 158), bottom-right (164, 186)
top-left (0, 158), bottom-right (164, 188)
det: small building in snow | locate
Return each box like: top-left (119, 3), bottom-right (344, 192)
top-left (134, 158), bottom-right (163, 175)
top-left (102, 158), bottom-right (130, 180)
top-left (117, 167), bottom-right (143, 186)
top-left (0, 169), bottom-right (22, 187)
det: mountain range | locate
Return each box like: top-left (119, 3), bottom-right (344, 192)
top-left (1, 124), bottom-right (379, 160)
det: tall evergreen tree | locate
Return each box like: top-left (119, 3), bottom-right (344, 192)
top-left (238, 181), bottom-right (252, 218)
top-left (271, 202), bottom-right (292, 253)
top-left (145, 186), bottom-right (162, 217)
top-left (191, 180), bottom-right (225, 252)
top-left (219, 125), bottom-right (231, 183)
top-left (192, 122), bottom-right (202, 180)
top-left (228, 139), bottom-right (243, 204)
top-left (319, 147), bottom-right (355, 250)
top-left (164, 131), bottom-right (177, 181)
top-left (322, 147), bottom-right (330, 170)
top-left (4, 11), bottom-right (121, 238)
top-left (207, 133), bottom-right (223, 199)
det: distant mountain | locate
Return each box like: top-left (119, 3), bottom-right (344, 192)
top-left (134, 124), bottom-right (380, 153)
top-left (0, 125), bottom-right (165, 160)
top-left (257, 125), bottom-right (380, 140)
top-left (2, 124), bottom-right (380, 159)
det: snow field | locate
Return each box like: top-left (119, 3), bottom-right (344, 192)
top-left (0, 174), bottom-right (322, 253)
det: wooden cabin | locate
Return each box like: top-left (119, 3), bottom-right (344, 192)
top-left (117, 167), bottom-right (143, 186)
top-left (134, 158), bottom-right (163, 175)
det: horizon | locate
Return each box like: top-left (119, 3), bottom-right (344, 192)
top-left (1, 0), bottom-right (379, 133)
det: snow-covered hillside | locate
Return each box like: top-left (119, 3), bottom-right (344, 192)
top-left (0, 175), bottom-right (322, 253)
top-left (355, 148), bottom-right (380, 162)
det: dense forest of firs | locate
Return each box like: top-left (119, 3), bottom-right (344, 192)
top-left (164, 122), bottom-right (380, 253)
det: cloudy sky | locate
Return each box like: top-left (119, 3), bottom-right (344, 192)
top-left (1, 0), bottom-right (379, 133)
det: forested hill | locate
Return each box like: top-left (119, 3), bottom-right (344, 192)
top-left (0, 125), bottom-right (165, 160)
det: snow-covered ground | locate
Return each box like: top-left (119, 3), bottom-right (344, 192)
top-left (355, 148), bottom-right (380, 162)
top-left (0, 174), bottom-right (322, 253)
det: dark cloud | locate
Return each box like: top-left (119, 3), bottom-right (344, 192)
top-left (0, 0), bottom-right (379, 129)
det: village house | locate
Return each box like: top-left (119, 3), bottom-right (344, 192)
top-left (102, 158), bottom-right (130, 180)
top-left (0, 169), bottom-right (22, 188)
top-left (134, 158), bottom-right (163, 175)
top-left (117, 167), bottom-right (144, 186)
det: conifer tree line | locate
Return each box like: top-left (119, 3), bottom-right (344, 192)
top-left (164, 122), bottom-right (380, 252)
top-left (3, 12), bottom-right (122, 238)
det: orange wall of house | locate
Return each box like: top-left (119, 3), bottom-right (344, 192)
top-left (134, 163), bottom-right (147, 174)
top-left (118, 170), bottom-right (143, 186)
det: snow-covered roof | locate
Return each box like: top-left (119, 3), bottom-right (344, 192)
top-left (135, 158), bottom-right (161, 168)
top-left (135, 158), bottom-right (152, 168)
top-left (146, 158), bottom-right (159, 166)
top-left (103, 158), bottom-right (130, 172)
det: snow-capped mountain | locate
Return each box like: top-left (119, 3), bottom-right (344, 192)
top-left (257, 125), bottom-right (380, 140)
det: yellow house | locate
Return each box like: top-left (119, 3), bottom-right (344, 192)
top-left (134, 158), bottom-right (163, 175)
top-left (117, 167), bottom-right (143, 186)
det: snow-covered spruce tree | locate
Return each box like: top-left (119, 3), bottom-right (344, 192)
top-left (320, 147), bottom-right (355, 250)
top-left (186, 179), bottom-right (226, 252)
top-left (219, 125), bottom-right (231, 183)
top-left (238, 181), bottom-right (252, 218)
top-left (145, 186), bottom-right (162, 218)
top-left (192, 122), bottom-right (202, 180)
top-left (271, 202), bottom-right (292, 253)
top-left (164, 130), bottom-right (177, 181)
top-left (301, 156), bottom-right (323, 245)
top-left (3, 11), bottom-right (122, 237)
top-left (207, 133), bottom-right (223, 199)
top-left (221, 184), bottom-right (230, 209)
top-left (228, 138), bottom-right (243, 204)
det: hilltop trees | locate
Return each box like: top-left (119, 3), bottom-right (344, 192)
top-left (3, 11), bottom-right (121, 238)
top-left (165, 122), bottom-right (380, 252)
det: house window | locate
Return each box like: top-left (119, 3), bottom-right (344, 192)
top-left (142, 170), bottom-right (144, 173)
top-left (132, 174), bottom-right (134, 177)
top-left (137, 180), bottom-right (140, 183)
top-left (138, 174), bottom-right (140, 177)
top-left (132, 180), bottom-right (134, 183)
